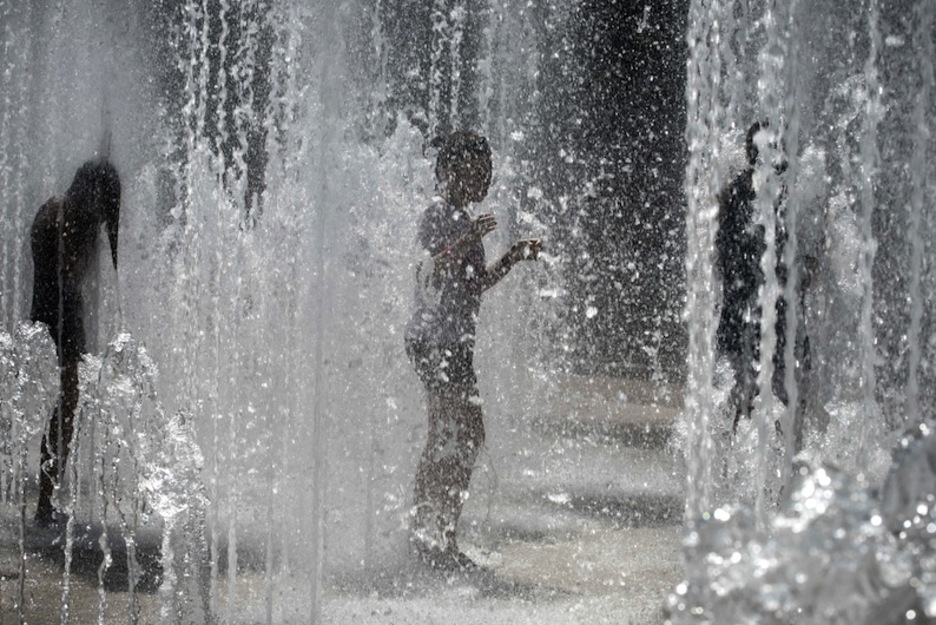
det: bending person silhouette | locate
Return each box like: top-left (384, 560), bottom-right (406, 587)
top-left (30, 160), bottom-right (120, 525)
top-left (405, 131), bottom-right (541, 571)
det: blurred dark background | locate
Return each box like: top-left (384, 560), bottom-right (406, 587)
top-left (149, 0), bottom-right (691, 380)
top-left (355, 0), bottom-right (690, 379)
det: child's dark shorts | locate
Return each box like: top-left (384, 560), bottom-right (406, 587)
top-left (405, 339), bottom-right (477, 390)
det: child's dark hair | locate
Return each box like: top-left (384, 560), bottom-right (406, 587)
top-left (432, 130), bottom-right (491, 182)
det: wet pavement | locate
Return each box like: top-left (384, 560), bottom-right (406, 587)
top-left (1, 373), bottom-right (686, 624)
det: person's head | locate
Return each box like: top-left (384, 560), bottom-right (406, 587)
top-left (745, 119), bottom-right (788, 173)
top-left (745, 120), bottom-right (768, 166)
top-left (67, 160), bottom-right (121, 269)
top-left (433, 130), bottom-right (492, 207)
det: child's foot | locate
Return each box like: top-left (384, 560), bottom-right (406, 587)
top-left (415, 546), bottom-right (482, 572)
top-left (446, 550), bottom-right (480, 571)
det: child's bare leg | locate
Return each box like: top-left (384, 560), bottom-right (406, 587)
top-left (437, 384), bottom-right (484, 555)
top-left (412, 383), bottom-right (485, 563)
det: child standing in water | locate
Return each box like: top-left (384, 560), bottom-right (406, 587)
top-left (405, 131), bottom-right (541, 570)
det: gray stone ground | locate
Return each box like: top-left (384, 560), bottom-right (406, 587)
top-left (0, 374), bottom-right (686, 624)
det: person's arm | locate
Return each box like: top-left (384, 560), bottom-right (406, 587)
top-left (481, 238), bottom-right (542, 291)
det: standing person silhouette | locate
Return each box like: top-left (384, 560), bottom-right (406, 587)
top-left (716, 121), bottom-right (813, 439)
top-left (716, 122), bottom-right (769, 431)
top-left (30, 159), bottom-right (121, 525)
top-left (405, 131), bottom-right (541, 570)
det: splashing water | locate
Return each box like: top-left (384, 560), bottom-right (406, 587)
top-left (676, 0), bottom-right (936, 621)
top-left (0, 1), bottom-right (566, 622)
top-left (0, 0), bottom-right (933, 623)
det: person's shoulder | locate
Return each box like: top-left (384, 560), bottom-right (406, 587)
top-left (31, 197), bottom-right (62, 230)
top-left (728, 169), bottom-right (753, 192)
top-left (736, 170), bottom-right (755, 197)
top-left (39, 196), bottom-right (63, 213)
top-left (417, 198), bottom-right (455, 251)
top-left (720, 170), bottom-right (754, 207)
top-left (419, 197), bottom-right (449, 227)
top-left (424, 196), bottom-right (448, 217)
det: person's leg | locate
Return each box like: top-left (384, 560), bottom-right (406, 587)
top-left (410, 339), bottom-right (460, 554)
top-left (412, 388), bottom-right (449, 551)
top-left (731, 318), bottom-right (762, 433)
top-left (36, 406), bottom-right (59, 523)
top-left (37, 359), bottom-right (78, 523)
top-left (729, 347), bottom-right (756, 434)
top-left (409, 340), bottom-right (486, 568)
top-left (793, 330), bottom-right (811, 452)
top-left (772, 301), bottom-right (790, 407)
top-left (437, 384), bottom-right (484, 556)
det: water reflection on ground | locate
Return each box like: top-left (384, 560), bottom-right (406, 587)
top-left (0, 374), bottom-right (684, 624)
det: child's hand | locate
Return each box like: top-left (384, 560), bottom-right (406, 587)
top-left (470, 213), bottom-right (497, 241)
top-left (511, 238), bottom-right (542, 261)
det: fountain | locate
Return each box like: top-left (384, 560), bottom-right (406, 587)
top-left (2, 1), bottom-right (687, 623)
top-left (0, 0), bottom-right (932, 623)
top-left (675, 0), bottom-right (936, 622)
